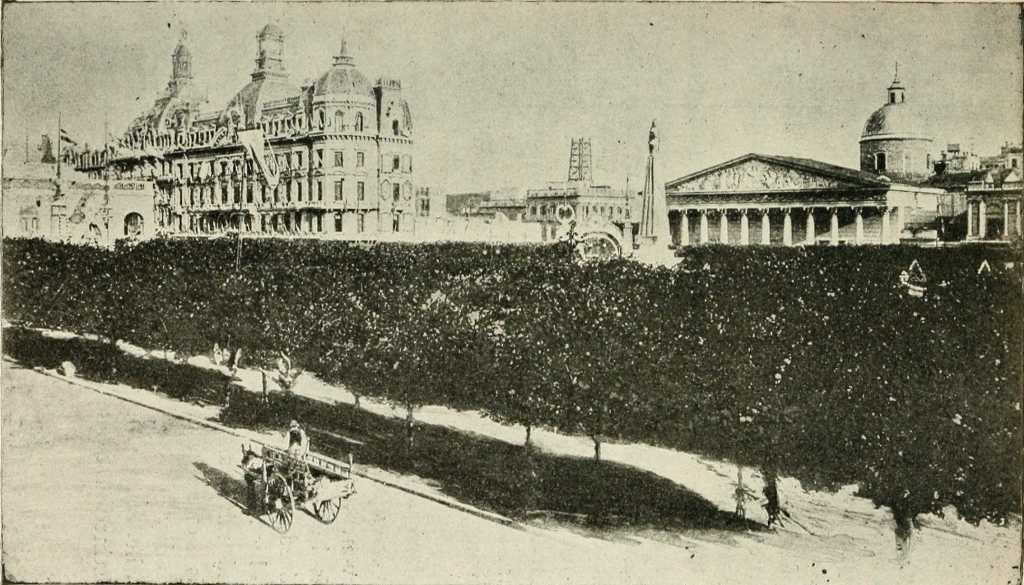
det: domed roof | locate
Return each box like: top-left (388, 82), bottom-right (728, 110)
top-left (314, 67), bottom-right (372, 98)
top-left (312, 41), bottom-right (374, 99)
top-left (222, 78), bottom-right (298, 126)
top-left (861, 74), bottom-right (931, 142)
top-left (861, 102), bottom-right (930, 141)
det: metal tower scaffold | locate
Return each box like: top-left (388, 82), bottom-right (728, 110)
top-left (567, 137), bottom-right (593, 184)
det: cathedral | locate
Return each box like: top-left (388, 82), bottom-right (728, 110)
top-left (76, 25), bottom-right (417, 238)
top-left (664, 71), bottom-right (953, 246)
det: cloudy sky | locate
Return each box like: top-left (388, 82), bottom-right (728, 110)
top-left (2, 3), bottom-right (1020, 192)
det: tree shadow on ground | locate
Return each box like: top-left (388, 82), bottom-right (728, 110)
top-left (221, 387), bottom-right (764, 535)
top-left (4, 326), bottom-right (763, 536)
top-left (3, 327), bottom-right (234, 405)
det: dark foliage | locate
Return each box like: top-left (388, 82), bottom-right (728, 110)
top-left (3, 237), bottom-right (1020, 533)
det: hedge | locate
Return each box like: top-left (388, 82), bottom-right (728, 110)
top-left (3, 235), bottom-right (1020, 543)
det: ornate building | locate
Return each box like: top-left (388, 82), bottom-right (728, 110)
top-left (77, 25), bottom-right (415, 239)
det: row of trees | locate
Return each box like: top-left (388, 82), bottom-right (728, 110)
top-left (3, 236), bottom-right (1020, 551)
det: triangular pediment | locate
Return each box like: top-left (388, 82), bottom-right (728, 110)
top-left (666, 154), bottom-right (888, 194)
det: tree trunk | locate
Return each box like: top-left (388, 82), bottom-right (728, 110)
top-left (405, 406), bottom-right (415, 450)
top-left (762, 467), bottom-right (780, 528)
top-left (892, 504), bottom-right (915, 566)
top-left (353, 394), bottom-right (362, 410)
top-left (524, 424), bottom-right (532, 451)
top-left (735, 465), bottom-right (747, 519)
top-left (592, 436), bottom-right (601, 462)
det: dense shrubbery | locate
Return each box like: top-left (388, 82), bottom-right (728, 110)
top-left (3, 236), bottom-right (1021, 544)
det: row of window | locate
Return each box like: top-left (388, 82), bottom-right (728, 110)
top-left (165, 148), bottom-right (410, 180)
top-left (176, 179), bottom-right (368, 207)
top-left (317, 110), bottom-right (367, 133)
top-left (528, 203), bottom-right (628, 220)
top-left (186, 210), bottom-right (407, 235)
top-left (137, 101), bottom-right (409, 151)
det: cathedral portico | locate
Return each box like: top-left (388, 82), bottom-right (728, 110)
top-left (665, 153), bottom-right (941, 246)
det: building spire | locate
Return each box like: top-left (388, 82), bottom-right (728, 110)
top-left (333, 37), bottom-right (355, 66)
top-left (637, 119), bottom-right (670, 253)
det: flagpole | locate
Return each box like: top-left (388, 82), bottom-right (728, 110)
top-left (57, 112), bottom-right (62, 182)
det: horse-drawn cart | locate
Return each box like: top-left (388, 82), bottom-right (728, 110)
top-left (241, 443), bottom-right (356, 533)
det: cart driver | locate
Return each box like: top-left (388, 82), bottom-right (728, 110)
top-left (287, 420), bottom-right (309, 459)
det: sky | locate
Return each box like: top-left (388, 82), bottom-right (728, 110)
top-left (2, 3), bottom-right (1021, 193)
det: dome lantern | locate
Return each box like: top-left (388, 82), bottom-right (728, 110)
top-left (333, 38), bottom-right (354, 67)
top-left (887, 62), bottom-right (905, 105)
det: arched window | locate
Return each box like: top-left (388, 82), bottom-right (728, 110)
top-left (355, 112), bottom-right (364, 132)
top-left (875, 152), bottom-right (887, 172)
top-left (318, 110), bottom-right (326, 129)
top-left (392, 119), bottom-right (400, 136)
top-left (530, 205), bottom-right (537, 216)
top-left (334, 111), bottom-right (345, 130)
top-left (124, 213), bottom-right (144, 237)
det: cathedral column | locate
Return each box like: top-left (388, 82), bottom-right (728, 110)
top-left (719, 210), bottom-right (729, 244)
top-left (699, 211), bottom-right (709, 244)
top-left (1016, 200), bottom-right (1022, 236)
top-left (680, 211), bottom-right (690, 246)
top-left (881, 207), bottom-right (891, 244)
top-left (782, 210), bottom-right (793, 246)
top-left (1003, 201), bottom-right (1010, 239)
top-left (805, 208), bottom-right (816, 245)
top-left (854, 208), bottom-right (864, 245)
top-left (761, 211), bottom-right (771, 245)
top-left (967, 202), bottom-right (974, 238)
top-left (739, 210), bottom-right (749, 245)
top-left (979, 200), bottom-right (987, 239)
top-left (829, 208), bottom-right (839, 245)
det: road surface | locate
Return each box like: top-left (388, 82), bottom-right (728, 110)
top-left (2, 364), bottom-right (1018, 584)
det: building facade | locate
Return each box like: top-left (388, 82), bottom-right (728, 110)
top-left (2, 159), bottom-right (156, 245)
top-left (965, 167), bottom-right (1022, 240)
top-left (665, 154), bottom-right (944, 247)
top-left (77, 26), bottom-right (415, 240)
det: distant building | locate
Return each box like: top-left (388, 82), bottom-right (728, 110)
top-left (933, 144), bottom-right (981, 174)
top-left (965, 168), bottom-right (1022, 240)
top-left (521, 138), bottom-right (636, 243)
top-left (980, 142), bottom-right (1022, 171)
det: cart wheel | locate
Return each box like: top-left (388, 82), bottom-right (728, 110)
top-left (314, 498), bottom-right (343, 524)
top-left (265, 472), bottom-right (294, 533)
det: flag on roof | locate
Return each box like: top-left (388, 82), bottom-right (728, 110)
top-left (59, 128), bottom-right (78, 147)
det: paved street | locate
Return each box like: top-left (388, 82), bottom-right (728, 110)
top-left (2, 364), bottom-right (1018, 584)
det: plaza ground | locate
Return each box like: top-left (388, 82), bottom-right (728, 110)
top-left (1, 360), bottom-right (1019, 584)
